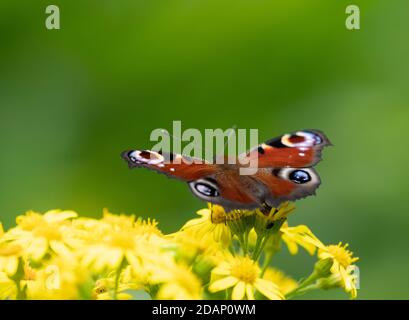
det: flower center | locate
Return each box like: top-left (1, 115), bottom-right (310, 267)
top-left (135, 218), bottom-right (162, 237)
top-left (24, 264), bottom-right (36, 281)
top-left (231, 257), bottom-right (259, 284)
top-left (327, 244), bottom-right (354, 268)
top-left (33, 225), bottom-right (62, 241)
top-left (17, 213), bottom-right (44, 231)
top-left (109, 231), bottom-right (135, 249)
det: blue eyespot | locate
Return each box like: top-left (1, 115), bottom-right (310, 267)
top-left (289, 170), bottom-right (311, 184)
top-left (195, 182), bottom-right (220, 197)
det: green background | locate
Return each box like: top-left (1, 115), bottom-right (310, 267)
top-left (1, 0), bottom-right (408, 299)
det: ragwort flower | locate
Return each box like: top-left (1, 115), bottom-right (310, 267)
top-left (209, 255), bottom-right (284, 300)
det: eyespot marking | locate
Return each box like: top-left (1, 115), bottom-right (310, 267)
top-left (289, 170), bottom-right (311, 184)
top-left (281, 131), bottom-right (324, 148)
top-left (139, 151), bottom-right (152, 159)
top-left (195, 183), bottom-right (219, 197)
top-left (275, 167), bottom-right (318, 186)
top-left (189, 178), bottom-right (220, 199)
top-left (288, 135), bottom-right (305, 144)
top-left (127, 150), bottom-right (165, 165)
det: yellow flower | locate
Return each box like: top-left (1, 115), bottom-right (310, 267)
top-left (81, 210), bottom-right (165, 273)
top-left (25, 257), bottom-right (92, 300)
top-left (102, 209), bottom-right (136, 230)
top-left (93, 274), bottom-right (133, 300)
top-left (81, 228), bottom-right (138, 272)
top-left (263, 268), bottom-right (297, 295)
top-left (280, 223), bottom-right (323, 255)
top-left (318, 243), bottom-right (359, 298)
top-left (256, 202), bottom-right (296, 225)
top-left (2, 210), bottom-right (78, 262)
top-left (172, 228), bottom-right (224, 265)
top-left (209, 255), bottom-right (284, 300)
top-left (0, 207), bottom-right (360, 300)
top-left (17, 209), bottom-right (77, 227)
top-left (151, 263), bottom-right (202, 300)
top-left (0, 272), bottom-right (16, 300)
top-left (270, 202), bottom-right (296, 220)
top-left (180, 204), bottom-right (231, 246)
top-left (0, 244), bottom-right (23, 276)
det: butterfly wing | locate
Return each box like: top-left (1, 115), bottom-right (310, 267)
top-left (243, 129), bottom-right (331, 168)
top-left (122, 149), bottom-right (260, 210)
top-left (122, 129), bottom-right (330, 211)
top-left (252, 167), bottom-right (322, 207)
top-left (187, 166), bottom-right (323, 211)
top-left (238, 129), bottom-right (329, 207)
top-left (187, 172), bottom-right (264, 211)
top-left (121, 150), bottom-right (218, 181)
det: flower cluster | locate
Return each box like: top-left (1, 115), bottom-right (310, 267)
top-left (0, 204), bottom-right (359, 300)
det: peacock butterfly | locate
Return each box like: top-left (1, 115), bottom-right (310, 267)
top-left (121, 129), bottom-right (331, 212)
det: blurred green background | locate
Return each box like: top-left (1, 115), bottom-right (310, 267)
top-left (1, 0), bottom-right (408, 299)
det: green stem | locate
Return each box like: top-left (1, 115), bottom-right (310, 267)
top-left (285, 271), bottom-right (320, 299)
top-left (252, 235), bottom-right (263, 260)
top-left (243, 230), bottom-right (250, 255)
top-left (11, 257), bottom-right (27, 300)
top-left (113, 258), bottom-right (126, 300)
top-left (260, 250), bottom-right (274, 277)
top-left (253, 234), bottom-right (271, 262)
top-left (15, 279), bottom-right (27, 300)
top-left (238, 233), bottom-right (249, 256)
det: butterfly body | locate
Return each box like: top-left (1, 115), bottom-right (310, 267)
top-left (122, 129), bottom-right (331, 212)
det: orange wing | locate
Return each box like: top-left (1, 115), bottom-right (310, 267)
top-left (243, 129), bottom-right (331, 168)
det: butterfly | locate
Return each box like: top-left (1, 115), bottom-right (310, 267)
top-left (121, 129), bottom-right (331, 213)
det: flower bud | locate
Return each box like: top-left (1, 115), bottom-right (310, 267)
top-left (314, 258), bottom-right (333, 277)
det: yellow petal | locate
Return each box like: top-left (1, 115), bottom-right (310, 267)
top-left (209, 276), bottom-right (238, 292)
top-left (93, 254), bottom-right (109, 272)
top-left (44, 210), bottom-right (78, 223)
top-left (339, 266), bottom-right (351, 290)
top-left (196, 208), bottom-right (211, 218)
top-left (27, 237), bottom-right (48, 261)
top-left (299, 242), bottom-right (317, 256)
top-left (282, 235), bottom-right (299, 255)
top-left (116, 293), bottom-right (132, 300)
top-left (232, 281), bottom-right (246, 300)
top-left (245, 284), bottom-right (255, 300)
top-left (212, 266), bottom-right (231, 276)
top-left (4, 257), bottom-right (18, 276)
top-left (107, 249), bottom-right (124, 269)
top-left (81, 247), bottom-right (99, 267)
top-left (182, 217), bottom-right (205, 229)
top-left (50, 241), bottom-right (73, 260)
top-left (255, 279), bottom-right (284, 300)
top-left (331, 260), bottom-right (340, 274)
